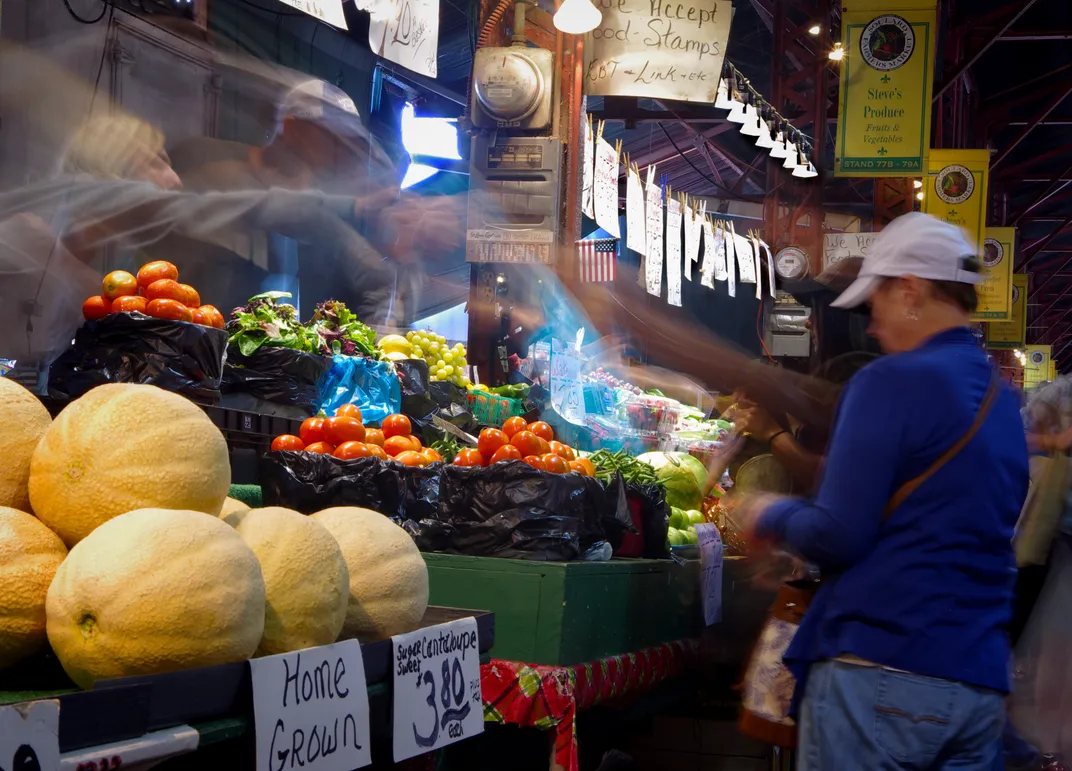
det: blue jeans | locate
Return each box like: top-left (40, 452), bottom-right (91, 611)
top-left (798, 660), bottom-right (1004, 771)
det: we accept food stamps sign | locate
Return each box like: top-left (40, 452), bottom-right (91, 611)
top-left (392, 617), bottom-right (483, 761)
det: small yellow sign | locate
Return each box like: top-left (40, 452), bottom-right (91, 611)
top-left (834, 1), bottom-right (937, 177)
top-left (922, 148), bottom-right (991, 256)
top-left (1024, 345), bottom-right (1052, 391)
top-left (987, 274), bottom-right (1027, 350)
top-left (972, 227), bottom-right (1015, 321)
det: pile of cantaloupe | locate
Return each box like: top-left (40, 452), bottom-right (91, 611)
top-left (0, 379), bottom-right (429, 689)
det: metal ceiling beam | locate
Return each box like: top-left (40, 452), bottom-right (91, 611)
top-left (992, 85), bottom-right (1072, 171)
top-left (933, 0), bottom-right (1040, 103)
top-left (1021, 214), bottom-right (1072, 277)
top-left (999, 141), bottom-right (1072, 177)
top-left (1012, 162), bottom-right (1072, 225)
top-left (998, 31), bottom-right (1072, 41)
top-left (621, 124), bottom-right (737, 175)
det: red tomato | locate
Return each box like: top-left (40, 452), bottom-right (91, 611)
top-left (394, 450), bottom-right (428, 467)
top-left (333, 441), bottom-right (373, 460)
top-left (490, 444), bottom-right (522, 464)
top-left (366, 445), bottom-right (389, 460)
top-left (453, 448), bottom-right (485, 467)
top-left (549, 441), bottom-right (576, 461)
top-left (336, 404), bottom-right (363, 421)
top-left (145, 279), bottom-right (187, 303)
top-left (574, 458), bottom-right (596, 476)
top-left (304, 441), bottom-right (335, 455)
top-left (407, 435), bottom-right (423, 451)
top-left (568, 460), bottom-right (590, 476)
top-left (325, 416), bottom-right (366, 446)
top-left (523, 455), bottom-right (545, 471)
top-left (178, 284), bottom-right (201, 309)
top-left (510, 431), bottom-right (541, 458)
top-left (477, 428), bottom-right (509, 459)
top-left (384, 435), bottom-right (414, 458)
top-left (364, 428), bottom-right (385, 447)
top-left (299, 417), bottom-right (328, 446)
top-left (82, 295), bottom-right (112, 321)
top-left (146, 298), bottom-right (192, 322)
top-left (542, 454), bottom-right (569, 474)
top-left (536, 437), bottom-right (552, 455)
top-left (101, 270), bottom-right (138, 301)
top-left (271, 434), bottom-right (305, 452)
top-left (381, 414), bottom-right (412, 439)
top-left (529, 422), bottom-right (554, 442)
top-left (422, 448), bottom-right (443, 464)
top-left (192, 305), bottom-right (225, 329)
top-left (112, 295), bottom-right (147, 314)
top-left (137, 260), bottom-right (179, 289)
top-left (502, 416), bottom-right (528, 438)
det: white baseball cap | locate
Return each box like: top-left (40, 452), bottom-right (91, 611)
top-left (831, 212), bottom-right (981, 309)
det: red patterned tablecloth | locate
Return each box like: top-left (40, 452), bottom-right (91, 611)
top-left (480, 639), bottom-right (701, 771)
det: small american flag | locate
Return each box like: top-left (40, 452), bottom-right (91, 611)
top-left (577, 238), bottom-right (618, 283)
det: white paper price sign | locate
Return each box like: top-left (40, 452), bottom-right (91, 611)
top-left (549, 338), bottom-right (587, 426)
top-left (392, 617), bottom-right (483, 761)
top-left (250, 640), bottom-right (372, 771)
top-left (0, 699), bottom-right (60, 771)
top-left (694, 523), bottom-right (724, 626)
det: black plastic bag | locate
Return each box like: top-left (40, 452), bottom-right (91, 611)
top-left (413, 463), bottom-right (632, 561)
top-left (614, 481), bottom-right (670, 559)
top-left (260, 450), bottom-right (439, 522)
top-left (222, 346), bottom-right (331, 415)
top-left (396, 359), bottom-right (480, 444)
top-left (48, 313), bottom-right (226, 402)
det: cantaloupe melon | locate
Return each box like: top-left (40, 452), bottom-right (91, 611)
top-left (310, 507), bottom-right (428, 641)
top-left (0, 507), bottom-right (67, 669)
top-left (29, 384), bottom-right (231, 545)
top-left (218, 496), bottom-right (250, 518)
top-left (47, 508), bottom-right (265, 689)
top-left (224, 507), bottom-right (349, 656)
top-left (0, 378), bottom-right (52, 512)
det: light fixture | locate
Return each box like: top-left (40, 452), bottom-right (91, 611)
top-left (770, 129), bottom-right (789, 159)
top-left (714, 78), bottom-right (735, 110)
top-left (727, 96), bottom-right (749, 124)
top-left (913, 179), bottom-right (923, 189)
top-left (755, 119), bottom-right (775, 149)
top-left (782, 140), bottom-right (799, 169)
top-left (916, 191), bottom-right (924, 201)
top-left (808, 24), bottom-right (821, 35)
top-left (828, 42), bottom-right (845, 61)
top-left (792, 147), bottom-right (818, 178)
top-left (740, 105), bottom-right (762, 136)
top-left (553, 0), bottom-right (602, 34)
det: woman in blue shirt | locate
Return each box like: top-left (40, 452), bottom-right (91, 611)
top-left (739, 213), bottom-right (1030, 770)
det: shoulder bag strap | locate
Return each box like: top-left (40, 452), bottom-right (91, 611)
top-left (884, 369), bottom-right (1002, 519)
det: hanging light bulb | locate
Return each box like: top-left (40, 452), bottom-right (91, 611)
top-left (714, 77), bottom-right (735, 110)
top-left (793, 159), bottom-right (819, 178)
top-left (770, 128), bottom-right (789, 159)
top-left (782, 138), bottom-right (799, 170)
top-left (828, 42), bottom-right (845, 61)
top-left (740, 104), bottom-right (763, 136)
top-left (553, 0), bottom-right (602, 34)
top-left (808, 24), bottom-right (821, 35)
top-left (755, 119), bottom-right (775, 149)
top-left (916, 191), bottom-right (925, 201)
top-left (913, 179), bottom-right (923, 189)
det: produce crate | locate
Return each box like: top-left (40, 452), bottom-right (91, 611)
top-left (425, 554), bottom-right (702, 665)
top-left (466, 390), bottom-right (525, 427)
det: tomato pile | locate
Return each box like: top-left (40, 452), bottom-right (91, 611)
top-left (271, 408), bottom-right (444, 467)
top-left (82, 260), bottom-right (224, 329)
top-left (453, 418), bottom-right (594, 476)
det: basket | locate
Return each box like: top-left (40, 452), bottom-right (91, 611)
top-left (467, 390), bottom-right (526, 427)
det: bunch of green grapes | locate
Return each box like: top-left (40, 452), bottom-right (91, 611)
top-left (405, 330), bottom-right (472, 387)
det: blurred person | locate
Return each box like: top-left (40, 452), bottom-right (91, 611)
top-left (727, 213), bottom-right (1028, 770)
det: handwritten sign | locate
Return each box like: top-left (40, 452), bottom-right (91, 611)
top-left (585, 0), bottom-right (733, 102)
top-left (582, 119), bottom-right (596, 220)
top-left (369, 0), bottom-right (439, 77)
top-left (700, 218), bottom-right (715, 288)
top-left (724, 226), bottom-right (736, 297)
top-left (758, 238), bottom-right (776, 298)
top-left (644, 168), bottom-right (664, 296)
top-left (626, 166), bottom-right (645, 254)
top-left (694, 523), bottom-right (724, 625)
top-left (0, 700), bottom-right (60, 771)
top-left (280, 0), bottom-right (348, 28)
top-left (666, 197), bottom-right (683, 307)
top-left (549, 339), bottom-right (587, 425)
top-left (683, 202), bottom-right (697, 280)
top-left (593, 136), bottom-right (621, 238)
top-left (732, 230), bottom-right (756, 285)
top-left (823, 232), bottom-right (875, 270)
top-left (250, 641), bottom-right (372, 771)
top-left (393, 617), bottom-right (484, 761)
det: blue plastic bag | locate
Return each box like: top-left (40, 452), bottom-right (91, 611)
top-left (317, 355), bottom-right (401, 425)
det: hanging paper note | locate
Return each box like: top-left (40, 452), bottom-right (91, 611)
top-left (593, 134), bottom-right (621, 238)
top-left (700, 218), bottom-right (716, 289)
top-left (689, 202), bottom-right (704, 274)
top-left (282, 0), bottom-right (348, 28)
top-left (724, 225), bottom-right (736, 298)
top-left (713, 223), bottom-right (728, 282)
top-left (644, 167), bottom-right (663, 297)
top-left (369, 0), bottom-right (439, 77)
top-left (626, 165), bottom-right (645, 254)
top-left (750, 234), bottom-right (763, 300)
top-left (759, 238), bottom-right (776, 298)
top-left (666, 196), bottom-right (683, 307)
top-left (730, 224), bottom-right (757, 284)
top-left (582, 117), bottom-right (595, 220)
top-left (683, 200), bottom-right (696, 281)
top-left (550, 339), bottom-right (587, 425)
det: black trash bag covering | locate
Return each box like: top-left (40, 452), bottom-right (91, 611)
top-left (396, 359), bottom-right (434, 417)
top-left (222, 346), bottom-right (331, 413)
top-left (48, 312), bottom-right (226, 402)
top-left (628, 482), bottom-right (671, 559)
top-left (260, 450), bottom-right (439, 522)
top-left (396, 359), bottom-right (480, 444)
top-left (410, 463), bottom-right (633, 561)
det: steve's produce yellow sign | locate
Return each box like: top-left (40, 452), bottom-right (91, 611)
top-left (1024, 345), bottom-right (1052, 391)
top-left (987, 274), bottom-right (1027, 350)
top-left (922, 148), bottom-right (990, 254)
top-left (972, 227), bottom-right (1015, 322)
top-left (834, 1), bottom-right (937, 177)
